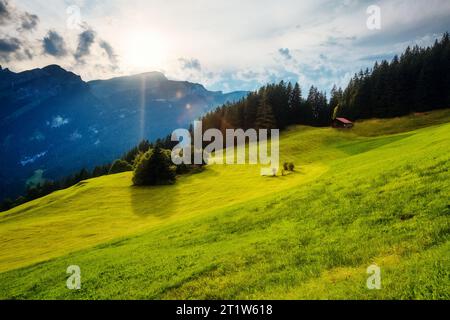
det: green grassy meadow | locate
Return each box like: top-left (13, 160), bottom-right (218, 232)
top-left (0, 109), bottom-right (449, 299)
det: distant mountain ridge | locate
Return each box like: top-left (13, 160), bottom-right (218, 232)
top-left (0, 65), bottom-right (248, 200)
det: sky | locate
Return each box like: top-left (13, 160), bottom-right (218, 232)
top-left (1, 0), bottom-right (450, 94)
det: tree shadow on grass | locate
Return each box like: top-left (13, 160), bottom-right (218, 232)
top-left (129, 182), bottom-right (178, 219)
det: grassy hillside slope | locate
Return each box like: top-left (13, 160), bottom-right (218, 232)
top-left (0, 109), bottom-right (449, 299)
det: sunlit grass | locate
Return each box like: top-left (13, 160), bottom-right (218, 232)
top-left (0, 138), bottom-right (327, 273)
top-left (0, 110), bottom-right (449, 299)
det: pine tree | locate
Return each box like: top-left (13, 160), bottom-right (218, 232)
top-left (306, 86), bottom-right (320, 124)
top-left (290, 83), bottom-right (302, 123)
top-left (255, 92), bottom-right (277, 129)
top-left (329, 85), bottom-right (343, 119)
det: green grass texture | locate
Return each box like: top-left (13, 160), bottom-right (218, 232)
top-left (0, 109), bottom-right (449, 299)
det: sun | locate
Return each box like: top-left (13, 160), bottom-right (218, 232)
top-left (122, 30), bottom-right (168, 71)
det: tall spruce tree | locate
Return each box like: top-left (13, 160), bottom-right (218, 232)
top-left (256, 92), bottom-right (277, 129)
top-left (290, 83), bottom-right (302, 123)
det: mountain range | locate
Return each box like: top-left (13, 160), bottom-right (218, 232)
top-left (0, 65), bottom-right (248, 200)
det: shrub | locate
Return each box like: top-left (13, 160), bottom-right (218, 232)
top-left (132, 146), bottom-right (176, 186)
top-left (109, 159), bottom-right (133, 174)
top-left (283, 162), bottom-right (295, 171)
top-left (288, 162), bottom-right (295, 171)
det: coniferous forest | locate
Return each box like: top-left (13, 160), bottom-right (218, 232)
top-left (201, 33), bottom-right (450, 131)
top-left (338, 33), bottom-right (450, 119)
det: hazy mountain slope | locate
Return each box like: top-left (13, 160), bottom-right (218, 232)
top-left (0, 65), bottom-right (106, 200)
top-left (0, 110), bottom-right (448, 299)
top-left (0, 66), bottom-right (248, 200)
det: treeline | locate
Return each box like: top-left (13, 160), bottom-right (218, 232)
top-left (336, 33), bottom-right (450, 119)
top-left (0, 164), bottom-right (111, 211)
top-left (149, 81), bottom-right (330, 149)
top-left (201, 81), bottom-right (331, 134)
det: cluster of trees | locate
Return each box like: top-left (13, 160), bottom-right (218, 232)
top-left (123, 139), bottom-right (200, 186)
top-left (132, 146), bottom-right (176, 186)
top-left (201, 81), bottom-right (331, 135)
top-left (336, 33), bottom-right (450, 119)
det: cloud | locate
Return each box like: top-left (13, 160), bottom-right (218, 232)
top-left (42, 30), bottom-right (67, 57)
top-left (0, 0), bottom-right (39, 31)
top-left (0, 0), bottom-right (11, 25)
top-left (278, 48), bottom-right (292, 60)
top-left (179, 58), bottom-right (201, 71)
top-left (359, 53), bottom-right (395, 62)
top-left (321, 36), bottom-right (356, 47)
top-left (0, 1), bottom-right (38, 61)
top-left (99, 39), bottom-right (118, 66)
top-left (0, 37), bottom-right (23, 62)
top-left (72, 27), bottom-right (119, 69)
top-left (19, 12), bottom-right (39, 31)
top-left (0, 37), bottom-right (20, 53)
top-left (74, 28), bottom-right (96, 62)
top-left (0, 2), bottom-right (119, 73)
